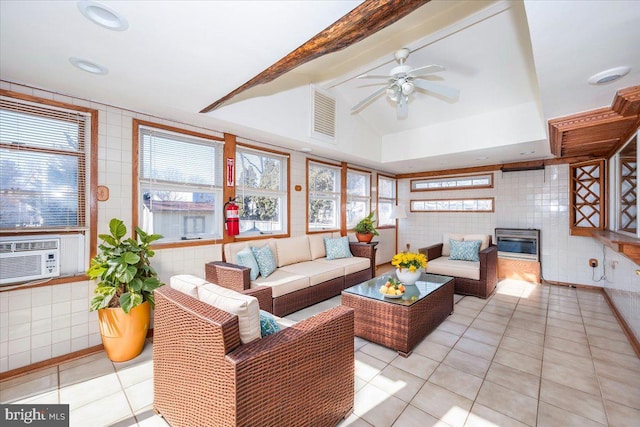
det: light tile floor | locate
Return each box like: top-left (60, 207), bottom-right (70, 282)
top-left (2, 279), bottom-right (640, 426)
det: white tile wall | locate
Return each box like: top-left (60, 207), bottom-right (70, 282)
top-left (398, 164), bottom-right (640, 340)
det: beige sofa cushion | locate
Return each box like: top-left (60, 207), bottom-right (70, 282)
top-left (426, 257), bottom-right (480, 281)
top-left (276, 235), bottom-right (312, 267)
top-left (308, 233), bottom-right (332, 260)
top-left (315, 256), bottom-right (370, 275)
top-left (442, 233), bottom-right (465, 256)
top-left (170, 274), bottom-right (207, 298)
top-left (280, 261), bottom-right (343, 286)
top-left (252, 269), bottom-right (309, 298)
top-left (463, 234), bottom-right (491, 251)
top-left (197, 283), bottom-right (261, 344)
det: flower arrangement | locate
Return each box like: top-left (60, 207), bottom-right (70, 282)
top-left (391, 251), bottom-right (427, 272)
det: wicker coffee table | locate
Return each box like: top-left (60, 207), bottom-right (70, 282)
top-left (342, 272), bottom-right (454, 357)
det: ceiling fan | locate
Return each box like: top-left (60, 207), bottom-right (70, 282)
top-left (351, 48), bottom-right (459, 119)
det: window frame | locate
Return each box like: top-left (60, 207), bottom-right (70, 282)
top-left (133, 119), bottom-right (225, 246)
top-left (0, 89), bottom-right (98, 281)
top-left (410, 197), bottom-right (495, 213)
top-left (410, 173), bottom-right (493, 192)
top-left (377, 174), bottom-right (397, 228)
top-left (306, 159), bottom-right (342, 233)
top-left (235, 143), bottom-right (290, 238)
top-left (346, 167), bottom-right (372, 230)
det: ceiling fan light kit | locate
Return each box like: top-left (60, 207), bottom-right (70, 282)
top-left (351, 48), bottom-right (459, 118)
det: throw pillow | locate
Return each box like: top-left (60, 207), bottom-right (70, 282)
top-left (259, 310), bottom-right (281, 337)
top-left (449, 239), bottom-right (482, 262)
top-left (324, 236), bottom-right (353, 260)
top-left (236, 247), bottom-right (260, 280)
top-left (251, 245), bottom-right (277, 278)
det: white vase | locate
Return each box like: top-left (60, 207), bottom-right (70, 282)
top-left (395, 268), bottom-right (421, 285)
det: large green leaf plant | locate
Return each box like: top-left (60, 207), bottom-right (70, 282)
top-left (88, 218), bottom-right (164, 314)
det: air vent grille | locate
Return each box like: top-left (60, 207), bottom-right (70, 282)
top-left (312, 89), bottom-right (336, 140)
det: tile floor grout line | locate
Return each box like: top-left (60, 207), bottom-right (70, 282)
top-left (535, 282), bottom-right (551, 427)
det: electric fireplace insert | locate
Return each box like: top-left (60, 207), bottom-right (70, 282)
top-left (495, 228), bottom-right (540, 261)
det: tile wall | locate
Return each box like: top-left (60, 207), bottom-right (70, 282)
top-left (398, 164), bottom-right (640, 341)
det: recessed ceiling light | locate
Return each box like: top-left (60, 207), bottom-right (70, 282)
top-left (520, 150), bottom-right (535, 155)
top-left (69, 57), bottom-right (108, 75)
top-left (78, 1), bottom-right (128, 31)
top-left (588, 66), bottom-right (631, 85)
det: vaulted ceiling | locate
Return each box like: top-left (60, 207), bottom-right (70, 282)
top-left (1, 0), bottom-right (639, 174)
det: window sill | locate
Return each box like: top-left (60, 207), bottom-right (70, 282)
top-left (591, 230), bottom-right (640, 265)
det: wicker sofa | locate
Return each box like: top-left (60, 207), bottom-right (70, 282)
top-left (153, 281), bottom-right (355, 427)
top-left (208, 234), bottom-right (376, 316)
top-left (419, 233), bottom-right (497, 299)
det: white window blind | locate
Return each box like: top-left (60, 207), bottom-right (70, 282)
top-left (0, 98), bottom-right (89, 230)
top-left (138, 126), bottom-right (223, 242)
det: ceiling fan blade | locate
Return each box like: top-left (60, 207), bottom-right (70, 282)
top-left (356, 74), bottom-right (393, 80)
top-left (413, 79), bottom-right (459, 99)
top-left (397, 96), bottom-right (408, 119)
top-left (407, 64), bottom-right (445, 76)
top-left (351, 86), bottom-right (389, 112)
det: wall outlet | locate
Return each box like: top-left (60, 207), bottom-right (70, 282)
top-left (589, 258), bottom-right (598, 268)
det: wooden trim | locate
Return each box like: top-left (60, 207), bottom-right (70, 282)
top-left (341, 162), bottom-right (347, 236)
top-left (346, 165), bottom-right (371, 174)
top-left (570, 159), bottom-right (606, 235)
top-left (223, 133), bottom-right (236, 244)
top-left (200, 0), bottom-right (431, 112)
top-left (132, 120), bottom-right (141, 240)
top-left (236, 141), bottom-right (290, 158)
top-left (0, 345), bottom-right (104, 382)
top-left (410, 197), bottom-right (495, 213)
top-left (602, 289), bottom-right (640, 358)
top-left (0, 89), bottom-right (95, 114)
top-left (133, 118), bottom-right (224, 142)
top-left (0, 274), bottom-right (89, 292)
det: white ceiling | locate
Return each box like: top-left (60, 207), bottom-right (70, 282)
top-left (1, 0), bottom-right (639, 174)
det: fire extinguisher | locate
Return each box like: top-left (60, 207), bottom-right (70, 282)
top-left (224, 197), bottom-right (240, 236)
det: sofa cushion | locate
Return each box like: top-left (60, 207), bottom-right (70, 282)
top-left (197, 283), bottom-right (261, 344)
top-left (309, 233), bottom-right (331, 260)
top-left (259, 310), bottom-right (281, 337)
top-left (275, 235), bottom-right (312, 267)
top-left (225, 239), bottom-right (278, 266)
top-left (280, 261), bottom-right (344, 286)
top-left (251, 245), bottom-right (277, 278)
top-left (170, 274), bottom-right (207, 298)
top-left (426, 257), bottom-right (480, 281)
top-left (450, 240), bottom-right (482, 262)
top-left (463, 234), bottom-right (491, 251)
top-left (236, 247), bottom-right (260, 280)
top-left (324, 236), bottom-right (352, 260)
top-left (253, 269), bottom-right (310, 298)
top-left (315, 256), bottom-right (370, 275)
top-left (442, 233), bottom-right (465, 256)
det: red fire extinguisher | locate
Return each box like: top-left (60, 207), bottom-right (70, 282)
top-left (224, 198), bottom-right (240, 236)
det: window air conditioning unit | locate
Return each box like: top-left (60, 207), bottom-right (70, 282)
top-left (0, 236), bottom-right (60, 285)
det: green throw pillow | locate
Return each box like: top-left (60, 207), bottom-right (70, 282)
top-left (449, 239), bottom-right (481, 262)
top-left (236, 247), bottom-right (259, 280)
top-left (324, 236), bottom-right (353, 260)
top-left (259, 310), bottom-right (281, 337)
top-left (250, 245), bottom-right (277, 278)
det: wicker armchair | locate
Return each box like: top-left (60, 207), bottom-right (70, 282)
top-left (153, 286), bottom-right (355, 427)
top-left (419, 241), bottom-right (497, 299)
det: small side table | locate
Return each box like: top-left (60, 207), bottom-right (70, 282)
top-left (349, 241), bottom-right (378, 278)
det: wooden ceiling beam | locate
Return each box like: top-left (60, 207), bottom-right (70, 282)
top-left (200, 0), bottom-right (431, 113)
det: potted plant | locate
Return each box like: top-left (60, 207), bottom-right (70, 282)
top-left (354, 211), bottom-right (379, 243)
top-left (88, 218), bottom-right (164, 362)
top-left (391, 251), bottom-right (427, 285)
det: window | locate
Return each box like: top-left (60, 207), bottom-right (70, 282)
top-left (411, 198), bottom-right (494, 212)
top-left (236, 145), bottom-right (288, 237)
top-left (0, 96), bottom-right (91, 230)
top-left (377, 175), bottom-right (396, 226)
top-left (346, 169), bottom-right (371, 229)
top-left (308, 160), bottom-right (341, 231)
top-left (411, 173), bottom-right (493, 191)
top-left (136, 122), bottom-right (224, 243)
top-left (611, 131), bottom-right (638, 237)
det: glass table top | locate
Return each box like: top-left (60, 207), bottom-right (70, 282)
top-left (343, 272), bottom-right (453, 307)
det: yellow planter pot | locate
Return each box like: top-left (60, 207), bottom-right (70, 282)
top-left (98, 301), bottom-right (150, 362)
